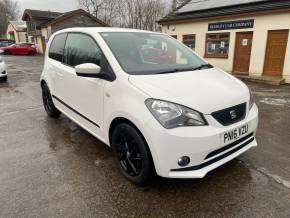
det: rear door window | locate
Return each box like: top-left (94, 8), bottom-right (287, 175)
top-left (49, 33), bottom-right (67, 62)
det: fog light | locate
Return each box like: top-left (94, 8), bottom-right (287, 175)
top-left (178, 156), bottom-right (190, 167)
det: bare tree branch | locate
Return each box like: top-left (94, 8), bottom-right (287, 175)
top-left (0, 0), bottom-right (20, 37)
top-left (78, 0), bottom-right (167, 31)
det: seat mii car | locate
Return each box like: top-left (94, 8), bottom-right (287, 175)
top-left (41, 28), bottom-right (258, 185)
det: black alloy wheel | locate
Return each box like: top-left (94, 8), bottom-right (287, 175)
top-left (111, 123), bottom-right (154, 185)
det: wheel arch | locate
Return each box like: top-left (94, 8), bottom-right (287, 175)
top-left (40, 79), bottom-right (46, 88)
top-left (40, 79), bottom-right (53, 96)
top-left (109, 117), bottom-right (143, 145)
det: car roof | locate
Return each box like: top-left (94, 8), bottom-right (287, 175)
top-left (54, 27), bottom-right (162, 35)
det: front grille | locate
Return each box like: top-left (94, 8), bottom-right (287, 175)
top-left (212, 103), bottom-right (246, 126)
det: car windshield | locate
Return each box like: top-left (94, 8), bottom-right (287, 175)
top-left (100, 32), bottom-right (208, 75)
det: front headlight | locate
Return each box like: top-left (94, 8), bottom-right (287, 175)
top-left (145, 99), bottom-right (207, 129)
top-left (249, 90), bottom-right (255, 110)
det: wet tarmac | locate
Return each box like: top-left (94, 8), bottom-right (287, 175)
top-left (0, 55), bottom-right (290, 217)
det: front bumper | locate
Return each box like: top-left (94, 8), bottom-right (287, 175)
top-left (143, 104), bottom-right (259, 178)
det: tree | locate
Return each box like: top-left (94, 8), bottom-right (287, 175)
top-left (0, 0), bottom-right (19, 31)
top-left (0, 0), bottom-right (20, 37)
top-left (78, 0), bottom-right (167, 31)
top-left (172, 0), bottom-right (190, 11)
top-left (78, 0), bottom-right (119, 26)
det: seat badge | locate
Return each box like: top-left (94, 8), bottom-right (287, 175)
top-left (230, 110), bottom-right (237, 119)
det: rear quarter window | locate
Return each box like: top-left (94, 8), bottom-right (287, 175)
top-left (49, 33), bottom-right (67, 62)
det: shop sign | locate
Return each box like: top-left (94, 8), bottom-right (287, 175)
top-left (208, 20), bottom-right (254, 31)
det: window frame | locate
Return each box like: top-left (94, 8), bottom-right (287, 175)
top-left (182, 34), bottom-right (196, 50)
top-left (204, 32), bottom-right (230, 59)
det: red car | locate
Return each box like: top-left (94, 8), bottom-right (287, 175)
top-left (0, 43), bottom-right (37, 55)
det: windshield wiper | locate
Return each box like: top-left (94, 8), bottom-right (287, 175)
top-left (155, 69), bottom-right (188, 74)
top-left (191, 63), bottom-right (213, 71)
top-left (155, 64), bottom-right (213, 75)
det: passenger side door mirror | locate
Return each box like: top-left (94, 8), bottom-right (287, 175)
top-left (75, 63), bottom-right (101, 78)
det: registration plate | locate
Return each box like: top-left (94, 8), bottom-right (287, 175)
top-left (223, 124), bottom-right (249, 145)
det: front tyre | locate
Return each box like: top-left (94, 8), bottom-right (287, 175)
top-left (111, 123), bottom-right (154, 185)
top-left (42, 83), bottom-right (61, 118)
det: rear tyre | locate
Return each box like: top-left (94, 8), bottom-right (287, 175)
top-left (28, 51), bottom-right (35, 56)
top-left (42, 83), bottom-right (61, 118)
top-left (111, 123), bottom-right (154, 185)
top-left (0, 76), bottom-right (7, 82)
top-left (3, 50), bottom-right (11, 55)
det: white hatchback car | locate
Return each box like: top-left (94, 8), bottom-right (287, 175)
top-left (41, 28), bottom-right (258, 185)
top-left (0, 56), bottom-right (7, 82)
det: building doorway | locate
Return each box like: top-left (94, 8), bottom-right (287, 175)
top-left (263, 30), bottom-right (289, 76)
top-left (233, 32), bottom-right (253, 74)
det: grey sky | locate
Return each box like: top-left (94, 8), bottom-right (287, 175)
top-left (18, 0), bottom-right (79, 14)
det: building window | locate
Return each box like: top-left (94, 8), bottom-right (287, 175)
top-left (27, 21), bottom-right (36, 33)
top-left (183, 34), bottom-right (195, 50)
top-left (205, 33), bottom-right (230, 58)
top-left (171, 35), bottom-right (177, 39)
